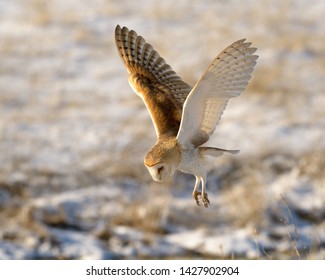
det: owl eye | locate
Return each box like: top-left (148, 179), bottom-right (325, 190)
top-left (158, 166), bottom-right (164, 174)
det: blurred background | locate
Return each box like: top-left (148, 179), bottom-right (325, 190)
top-left (0, 0), bottom-right (324, 259)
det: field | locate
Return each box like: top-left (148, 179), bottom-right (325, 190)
top-left (0, 0), bottom-right (324, 259)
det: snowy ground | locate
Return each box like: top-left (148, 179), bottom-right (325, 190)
top-left (0, 0), bottom-right (325, 259)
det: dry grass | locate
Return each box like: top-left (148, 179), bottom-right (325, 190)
top-left (222, 175), bottom-right (266, 228)
top-left (28, 0), bottom-right (52, 26)
top-left (280, 194), bottom-right (310, 259)
top-left (298, 151), bottom-right (325, 184)
top-left (111, 196), bottom-right (169, 234)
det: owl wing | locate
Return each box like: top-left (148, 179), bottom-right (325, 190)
top-left (115, 25), bottom-right (192, 138)
top-left (176, 39), bottom-right (258, 147)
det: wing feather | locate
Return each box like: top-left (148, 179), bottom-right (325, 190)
top-left (177, 39), bottom-right (258, 147)
top-left (115, 25), bottom-right (192, 138)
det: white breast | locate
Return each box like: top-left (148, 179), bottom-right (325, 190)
top-left (178, 148), bottom-right (205, 177)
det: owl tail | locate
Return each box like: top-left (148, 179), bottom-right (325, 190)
top-left (200, 147), bottom-right (240, 157)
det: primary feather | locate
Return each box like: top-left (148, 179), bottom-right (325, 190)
top-left (177, 39), bottom-right (258, 148)
top-left (115, 25), bottom-right (192, 137)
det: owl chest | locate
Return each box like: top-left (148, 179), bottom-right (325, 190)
top-left (179, 149), bottom-right (204, 176)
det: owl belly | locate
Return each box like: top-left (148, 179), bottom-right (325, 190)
top-left (178, 148), bottom-right (205, 177)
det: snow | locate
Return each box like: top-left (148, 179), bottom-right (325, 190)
top-left (1, 0), bottom-right (325, 260)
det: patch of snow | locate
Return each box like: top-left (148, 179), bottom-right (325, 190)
top-left (44, 227), bottom-right (114, 260)
top-left (0, 241), bottom-right (32, 260)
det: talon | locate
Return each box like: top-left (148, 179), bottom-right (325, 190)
top-left (202, 192), bottom-right (210, 208)
top-left (192, 191), bottom-right (202, 206)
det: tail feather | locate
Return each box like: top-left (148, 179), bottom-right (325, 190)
top-left (200, 147), bottom-right (240, 157)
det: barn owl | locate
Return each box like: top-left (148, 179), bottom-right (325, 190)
top-left (115, 25), bottom-right (258, 207)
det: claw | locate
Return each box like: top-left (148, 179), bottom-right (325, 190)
top-left (192, 191), bottom-right (201, 206)
top-left (202, 192), bottom-right (210, 208)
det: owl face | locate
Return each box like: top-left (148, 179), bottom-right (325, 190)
top-left (146, 162), bottom-right (172, 182)
top-left (143, 137), bottom-right (182, 182)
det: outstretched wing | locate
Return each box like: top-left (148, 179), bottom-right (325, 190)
top-left (115, 25), bottom-right (192, 138)
top-left (177, 39), bottom-right (258, 147)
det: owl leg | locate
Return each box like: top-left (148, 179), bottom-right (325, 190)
top-left (192, 176), bottom-right (201, 206)
top-left (200, 176), bottom-right (210, 208)
top-left (192, 175), bottom-right (209, 207)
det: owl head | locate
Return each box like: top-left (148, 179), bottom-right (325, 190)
top-left (144, 137), bottom-right (181, 182)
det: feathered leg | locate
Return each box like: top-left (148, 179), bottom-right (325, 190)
top-left (192, 176), bottom-right (201, 206)
top-left (200, 176), bottom-right (210, 208)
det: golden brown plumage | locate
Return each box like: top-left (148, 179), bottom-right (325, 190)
top-left (115, 25), bottom-right (191, 137)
